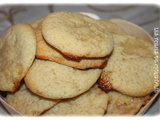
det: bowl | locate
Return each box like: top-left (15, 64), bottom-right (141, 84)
top-left (0, 13), bottom-right (159, 116)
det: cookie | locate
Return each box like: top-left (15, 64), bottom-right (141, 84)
top-left (30, 17), bottom-right (45, 29)
top-left (98, 34), bottom-right (157, 97)
top-left (42, 11), bottom-right (113, 59)
top-left (24, 59), bottom-right (102, 99)
top-left (106, 91), bottom-right (150, 115)
top-left (0, 23), bottom-right (36, 92)
top-left (100, 20), bottom-right (126, 35)
top-left (6, 83), bottom-right (60, 116)
top-left (43, 84), bottom-right (109, 116)
top-left (35, 26), bottom-right (108, 69)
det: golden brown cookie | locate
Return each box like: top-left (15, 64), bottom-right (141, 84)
top-left (6, 83), bottom-right (60, 116)
top-left (106, 91), bottom-right (150, 115)
top-left (43, 84), bottom-right (109, 116)
top-left (0, 23), bottom-right (36, 92)
top-left (24, 59), bottom-right (102, 99)
top-left (35, 26), bottom-right (108, 69)
top-left (42, 11), bottom-right (113, 59)
top-left (98, 34), bottom-right (157, 97)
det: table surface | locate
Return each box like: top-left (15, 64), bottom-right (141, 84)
top-left (0, 4), bottom-right (160, 116)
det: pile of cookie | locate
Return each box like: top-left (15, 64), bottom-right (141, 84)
top-left (0, 11), bottom-right (159, 116)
